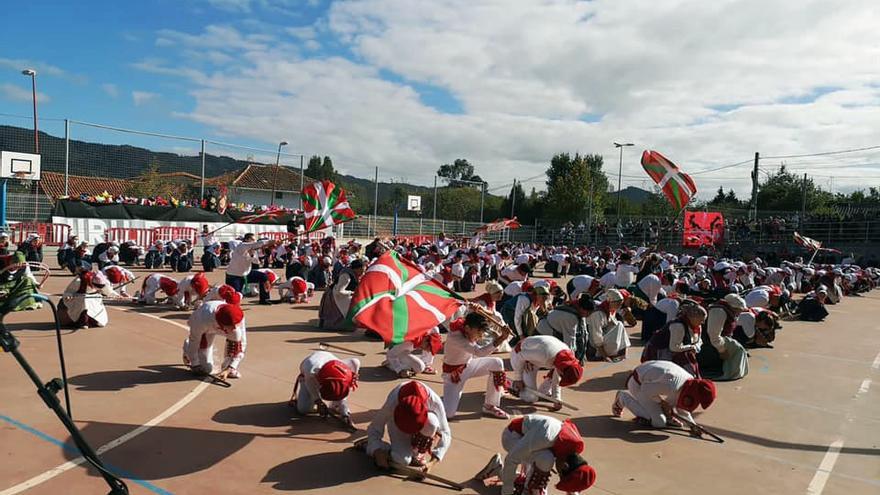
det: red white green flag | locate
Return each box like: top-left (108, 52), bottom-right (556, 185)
top-left (302, 180), bottom-right (356, 233)
top-left (237, 208), bottom-right (296, 223)
top-left (640, 150), bottom-right (698, 210)
top-left (348, 251), bottom-right (464, 344)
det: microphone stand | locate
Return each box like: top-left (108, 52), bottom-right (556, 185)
top-left (0, 294), bottom-right (129, 495)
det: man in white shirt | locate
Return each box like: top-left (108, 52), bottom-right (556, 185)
top-left (225, 233), bottom-right (278, 305)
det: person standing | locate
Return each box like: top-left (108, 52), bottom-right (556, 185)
top-left (225, 233), bottom-right (278, 305)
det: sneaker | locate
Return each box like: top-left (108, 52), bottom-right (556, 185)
top-left (227, 368), bottom-right (241, 379)
top-left (482, 404), bottom-right (510, 419)
top-left (473, 453), bottom-right (503, 481)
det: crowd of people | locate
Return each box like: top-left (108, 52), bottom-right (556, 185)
top-left (20, 227), bottom-right (880, 495)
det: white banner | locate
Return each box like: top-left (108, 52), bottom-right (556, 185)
top-left (52, 216), bottom-right (289, 245)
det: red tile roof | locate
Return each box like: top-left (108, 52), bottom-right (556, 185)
top-left (206, 164), bottom-right (311, 192)
top-left (39, 172), bottom-right (132, 198)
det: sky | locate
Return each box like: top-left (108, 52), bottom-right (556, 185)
top-left (1, 0), bottom-right (879, 199)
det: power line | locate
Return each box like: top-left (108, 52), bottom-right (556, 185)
top-left (761, 144), bottom-right (880, 160)
top-left (689, 159), bottom-right (754, 176)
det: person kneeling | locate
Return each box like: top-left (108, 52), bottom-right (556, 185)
top-left (365, 381), bottom-right (451, 475)
top-left (475, 414), bottom-right (596, 495)
top-left (290, 351), bottom-right (359, 429)
top-left (183, 301), bottom-right (246, 379)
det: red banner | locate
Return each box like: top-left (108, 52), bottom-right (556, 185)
top-left (683, 211), bottom-right (724, 247)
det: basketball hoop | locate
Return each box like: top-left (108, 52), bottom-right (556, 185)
top-left (14, 171), bottom-right (30, 187)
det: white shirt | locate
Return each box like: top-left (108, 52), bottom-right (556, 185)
top-left (443, 330), bottom-right (496, 367)
top-left (628, 360), bottom-right (694, 428)
top-left (227, 240), bottom-right (269, 277)
top-left (366, 381), bottom-right (451, 465)
top-left (513, 335), bottom-right (567, 368)
top-left (568, 275), bottom-right (594, 300)
top-left (614, 263), bottom-right (639, 287)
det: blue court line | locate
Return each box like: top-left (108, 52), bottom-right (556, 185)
top-left (752, 355), bottom-right (771, 373)
top-left (0, 413), bottom-right (174, 495)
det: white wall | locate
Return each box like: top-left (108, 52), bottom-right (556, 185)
top-left (231, 189), bottom-right (301, 210)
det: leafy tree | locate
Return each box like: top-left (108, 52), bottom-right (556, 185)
top-left (543, 153), bottom-right (609, 220)
top-left (125, 162), bottom-right (186, 199)
top-left (437, 158), bottom-right (483, 187)
top-left (707, 187), bottom-right (745, 209)
top-left (305, 155), bottom-right (322, 179)
top-left (320, 156), bottom-right (337, 181)
top-left (757, 166), bottom-right (830, 211)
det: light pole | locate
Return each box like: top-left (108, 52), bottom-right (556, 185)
top-left (21, 69), bottom-right (38, 154)
top-left (270, 140), bottom-right (288, 206)
top-left (613, 142), bottom-right (634, 219)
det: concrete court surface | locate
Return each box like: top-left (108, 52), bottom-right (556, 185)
top-left (1, 267), bottom-right (878, 495)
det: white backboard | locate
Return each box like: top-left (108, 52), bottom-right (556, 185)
top-left (0, 151), bottom-right (41, 180)
top-left (407, 195), bottom-right (422, 212)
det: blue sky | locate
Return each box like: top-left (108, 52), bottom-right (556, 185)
top-left (1, 0), bottom-right (879, 195)
top-left (0, 1), bottom-right (331, 147)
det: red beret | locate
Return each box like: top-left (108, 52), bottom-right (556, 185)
top-left (556, 463), bottom-right (597, 492)
top-left (554, 350), bottom-right (583, 387)
top-left (191, 273), bottom-right (209, 297)
top-left (292, 278), bottom-right (308, 294)
top-left (215, 303), bottom-right (244, 327)
top-left (217, 284), bottom-right (241, 305)
top-left (316, 360), bottom-right (355, 401)
top-left (394, 381), bottom-right (429, 434)
top-left (677, 378), bottom-right (716, 412)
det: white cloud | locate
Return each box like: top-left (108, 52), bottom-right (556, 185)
top-left (0, 83), bottom-right (50, 103)
top-left (101, 83), bottom-right (119, 98)
top-left (202, 0), bottom-right (303, 14)
top-left (0, 57), bottom-right (66, 77)
top-left (153, 1), bottom-right (880, 198)
top-left (132, 90), bottom-right (159, 106)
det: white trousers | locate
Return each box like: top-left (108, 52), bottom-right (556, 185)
top-left (183, 329), bottom-right (247, 375)
top-left (602, 320), bottom-right (631, 355)
top-left (510, 352), bottom-right (562, 403)
top-left (442, 356), bottom-right (504, 417)
top-left (500, 429), bottom-right (554, 495)
top-left (386, 342), bottom-right (434, 374)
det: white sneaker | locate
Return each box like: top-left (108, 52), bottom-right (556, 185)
top-left (474, 453), bottom-right (503, 480)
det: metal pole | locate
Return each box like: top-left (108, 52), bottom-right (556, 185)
top-left (510, 179), bottom-right (516, 218)
top-left (751, 152), bottom-right (760, 220)
top-left (800, 173), bottom-right (807, 230)
top-left (587, 177), bottom-right (593, 245)
top-left (270, 142), bottom-right (283, 206)
top-left (31, 74), bottom-right (39, 154)
top-left (200, 139), bottom-right (206, 200)
top-left (432, 175), bottom-right (438, 228)
top-left (479, 182), bottom-right (485, 223)
top-left (299, 155), bottom-right (305, 209)
top-left (373, 166), bottom-right (379, 236)
top-left (63, 119), bottom-right (69, 196)
top-left (616, 146), bottom-right (623, 218)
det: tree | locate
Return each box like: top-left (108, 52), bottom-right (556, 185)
top-left (320, 156), bottom-right (337, 182)
top-left (706, 187), bottom-right (745, 210)
top-left (757, 166), bottom-right (830, 212)
top-left (125, 162), bottom-right (186, 199)
top-left (305, 155), bottom-right (322, 179)
top-left (543, 153), bottom-right (610, 221)
top-left (437, 158), bottom-right (483, 187)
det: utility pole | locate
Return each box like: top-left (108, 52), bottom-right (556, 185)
top-left (510, 179), bottom-right (517, 218)
top-left (750, 152), bottom-right (760, 220)
top-left (479, 182), bottom-right (485, 224)
top-left (801, 173), bottom-right (808, 229)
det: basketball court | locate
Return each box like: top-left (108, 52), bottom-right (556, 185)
top-left (1, 268), bottom-right (878, 494)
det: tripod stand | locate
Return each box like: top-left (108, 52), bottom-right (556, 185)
top-left (0, 292), bottom-right (128, 495)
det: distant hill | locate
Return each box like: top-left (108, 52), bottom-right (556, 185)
top-left (618, 186), bottom-right (654, 204)
top-left (0, 124), bottom-right (496, 208)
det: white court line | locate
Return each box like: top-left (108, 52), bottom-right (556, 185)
top-left (857, 379), bottom-right (871, 396)
top-left (0, 309), bottom-right (209, 495)
top-left (872, 349), bottom-right (880, 370)
top-left (806, 439), bottom-right (844, 495)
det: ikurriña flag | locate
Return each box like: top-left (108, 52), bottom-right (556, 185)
top-left (301, 180), bottom-right (356, 233)
top-left (348, 251), bottom-right (464, 344)
top-left (641, 150), bottom-right (698, 210)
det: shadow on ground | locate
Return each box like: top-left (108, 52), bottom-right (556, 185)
top-left (68, 364), bottom-right (195, 391)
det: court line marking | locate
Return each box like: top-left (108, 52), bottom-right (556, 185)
top-left (872, 349), bottom-right (880, 370)
top-left (805, 439), bottom-right (844, 495)
top-left (856, 379), bottom-right (871, 397)
top-left (0, 308), bottom-right (209, 495)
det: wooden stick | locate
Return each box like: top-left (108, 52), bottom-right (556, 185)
top-left (319, 342), bottom-right (367, 356)
top-left (522, 387), bottom-right (580, 411)
top-left (113, 276), bottom-right (139, 291)
top-left (670, 411), bottom-right (725, 443)
top-left (352, 438), bottom-right (464, 490)
top-left (390, 462), bottom-right (464, 491)
top-left (208, 374), bottom-right (232, 388)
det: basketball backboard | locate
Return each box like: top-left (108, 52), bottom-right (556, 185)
top-left (0, 151), bottom-right (41, 180)
top-left (407, 195), bottom-right (422, 212)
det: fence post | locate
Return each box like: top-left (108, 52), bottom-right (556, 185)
top-left (64, 118), bottom-right (70, 196)
top-left (865, 219), bottom-right (870, 243)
